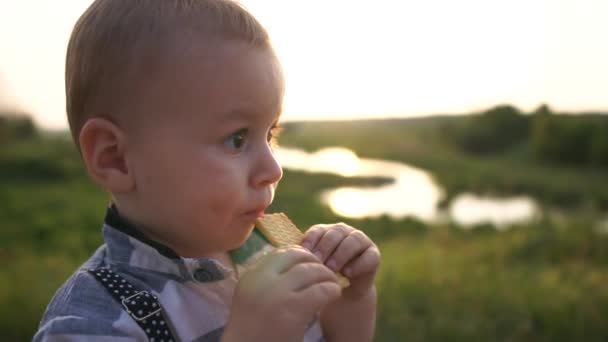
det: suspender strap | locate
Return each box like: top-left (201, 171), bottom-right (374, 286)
top-left (88, 267), bottom-right (177, 342)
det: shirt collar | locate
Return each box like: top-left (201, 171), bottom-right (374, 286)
top-left (105, 204), bottom-right (181, 259)
top-left (102, 204), bottom-right (233, 282)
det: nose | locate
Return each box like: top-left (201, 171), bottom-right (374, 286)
top-left (250, 144), bottom-right (283, 188)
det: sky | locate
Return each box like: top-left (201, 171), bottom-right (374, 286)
top-left (0, 0), bottom-right (607, 130)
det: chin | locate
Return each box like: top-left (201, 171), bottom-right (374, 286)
top-left (230, 224), bottom-right (256, 249)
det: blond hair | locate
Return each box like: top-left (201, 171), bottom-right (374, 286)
top-left (65, 0), bottom-right (271, 148)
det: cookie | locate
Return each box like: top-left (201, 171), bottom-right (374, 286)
top-left (255, 213), bottom-right (304, 246)
top-left (256, 213), bottom-right (350, 288)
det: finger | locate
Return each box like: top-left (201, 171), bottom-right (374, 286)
top-left (325, 230), bottom-right (372, 272)
top-left (262, 246), bottom-right (319, 274)
top-left (296, 281), bottom-right (342, 315)
top-left (282, 261), bottom-right (338, 291)
top-left (341, 245), bottom-right (381, 278)
top-left (311, 223), bottom-right (354, 263)
top-left (300, 224), bottom-right (328, 251)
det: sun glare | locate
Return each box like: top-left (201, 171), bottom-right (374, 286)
top-left (323, 188), bottom-right (371, 219)
top-left (312, 147), bottom-right (361, 177)
top-left (0, 0), bottom-right (606, 128)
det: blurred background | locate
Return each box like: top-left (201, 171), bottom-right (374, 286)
top-left (1, 0), bottom-right (608, 340)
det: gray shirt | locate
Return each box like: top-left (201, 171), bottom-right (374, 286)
top-left (33, 207), bottom-right (324, 341)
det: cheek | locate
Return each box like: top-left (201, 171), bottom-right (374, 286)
top-left (130, 140), bottom-right (178, 186)
top-left (187, 159), bottom-right (248, 213)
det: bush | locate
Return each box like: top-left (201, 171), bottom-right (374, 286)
top-left (452, 105), bottom-right (529, 155)
top-left (530, 106), bottom-right (608, 167)
top-left (0, 113), bottom-right (38, 143)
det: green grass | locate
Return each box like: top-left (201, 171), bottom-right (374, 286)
top-left (376, 229), bottom-right (608, 342)
top-left (2, 118), bottom-right (608, 341)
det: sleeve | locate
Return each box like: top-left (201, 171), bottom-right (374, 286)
top-left (33, 270), bottom-right (147, 341)
top-left (32, 315), bottom-right (141, 342)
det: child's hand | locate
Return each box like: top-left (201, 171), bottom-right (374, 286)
top-left (300, 223), bottom-right (381, 341)
top-left (223, 246), bottom-right (341, 342)
top-left (301, 223), bottom-right (381, 300)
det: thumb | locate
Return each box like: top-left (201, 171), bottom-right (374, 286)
top-left (297, 281), bottom-right (342, 315)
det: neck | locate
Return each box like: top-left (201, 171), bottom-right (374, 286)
top-left (210, 251), bottom-right (235, 272)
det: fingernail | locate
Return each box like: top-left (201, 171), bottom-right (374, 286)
top-left (313, 250), bottom-right (322, 260)
top-left (301, 242), bottom-right (311, 250)
top-left (327, 258), bottom-right (337, 271)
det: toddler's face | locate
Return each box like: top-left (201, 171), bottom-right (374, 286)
top-left (125, 40), bottom-right (284, 257)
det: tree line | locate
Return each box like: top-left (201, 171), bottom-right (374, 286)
top-left (0, 112), bottom-right (38, 143)
top-left (443, 104), bottom-right (608, 168)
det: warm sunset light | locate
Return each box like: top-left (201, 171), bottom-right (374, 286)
top-left (313, 147), bottom-right (361, 177)
top-left (323, 187), bottom-right (372, 219)
top-left (4, 2), bottom-right (608, 340)
top-left (1, 0), bottom-right (607, 129)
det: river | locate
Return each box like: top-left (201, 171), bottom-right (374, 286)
top-left (274, 146), bottom-right (540, 228)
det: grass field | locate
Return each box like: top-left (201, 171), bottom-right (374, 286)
top-left (2, 117), bottom-right (607, 341)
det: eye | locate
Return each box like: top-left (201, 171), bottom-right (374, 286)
top-left (225, 129), bottom-right (248, 151)
top-left (267, 123), bottom-right (282, 146)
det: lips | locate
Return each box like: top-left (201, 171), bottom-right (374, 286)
top-left (243, 205), bottom-right (268, 219)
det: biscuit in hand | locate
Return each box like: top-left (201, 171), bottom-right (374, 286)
top-left (256, 213), bottom-right (350, 288)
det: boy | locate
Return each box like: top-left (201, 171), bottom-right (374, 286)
top-left (34, 0), bottom-right (380, 341)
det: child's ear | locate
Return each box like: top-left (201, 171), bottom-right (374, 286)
top-left (79, 117), bottom-right (134, 193)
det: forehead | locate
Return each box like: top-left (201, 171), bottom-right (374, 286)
top-left (196, 41), bottom-right (284, 117)
top-left (133, 39), bottom-right (284, 131)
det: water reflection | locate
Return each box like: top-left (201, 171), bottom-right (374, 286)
top-left (449, 193), bottom-right (540, 229)
top-left (275, 146), bottom-right (540, 227)
top-left (275, 147), bottom-right (444, 221)
top-left (274, 147), bottom-right (361, 177)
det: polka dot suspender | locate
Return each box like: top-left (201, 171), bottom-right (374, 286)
top-left (88, 268), bottom-right (177, 342)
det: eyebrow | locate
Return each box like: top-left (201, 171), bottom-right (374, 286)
top-left (216, 108), bottom-right (282, 124)
top-left (218, 109), bottom-right (257, 122)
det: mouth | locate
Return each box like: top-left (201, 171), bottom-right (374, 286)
top-left (243, 206), bottom-right (268, 220)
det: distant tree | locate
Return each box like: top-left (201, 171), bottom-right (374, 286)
top-left (0, 115), bottom-right (7, 144)
top-left (533, 104), bottom-right (552, 117)
top-left (590, 123), bottom-right (608, 167)
top-left (456, 104), bottom-right (529, 154)
top-left (12, 115), bottom-right (37, 140)
top-left (531, 104), bottom-right (608, 167)
top-left (531, 104), bottom-right (559, 161)
top-left (0, 113), bottom-right (38, 143)
top-left (556, 118), bottom-right (594, 164)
